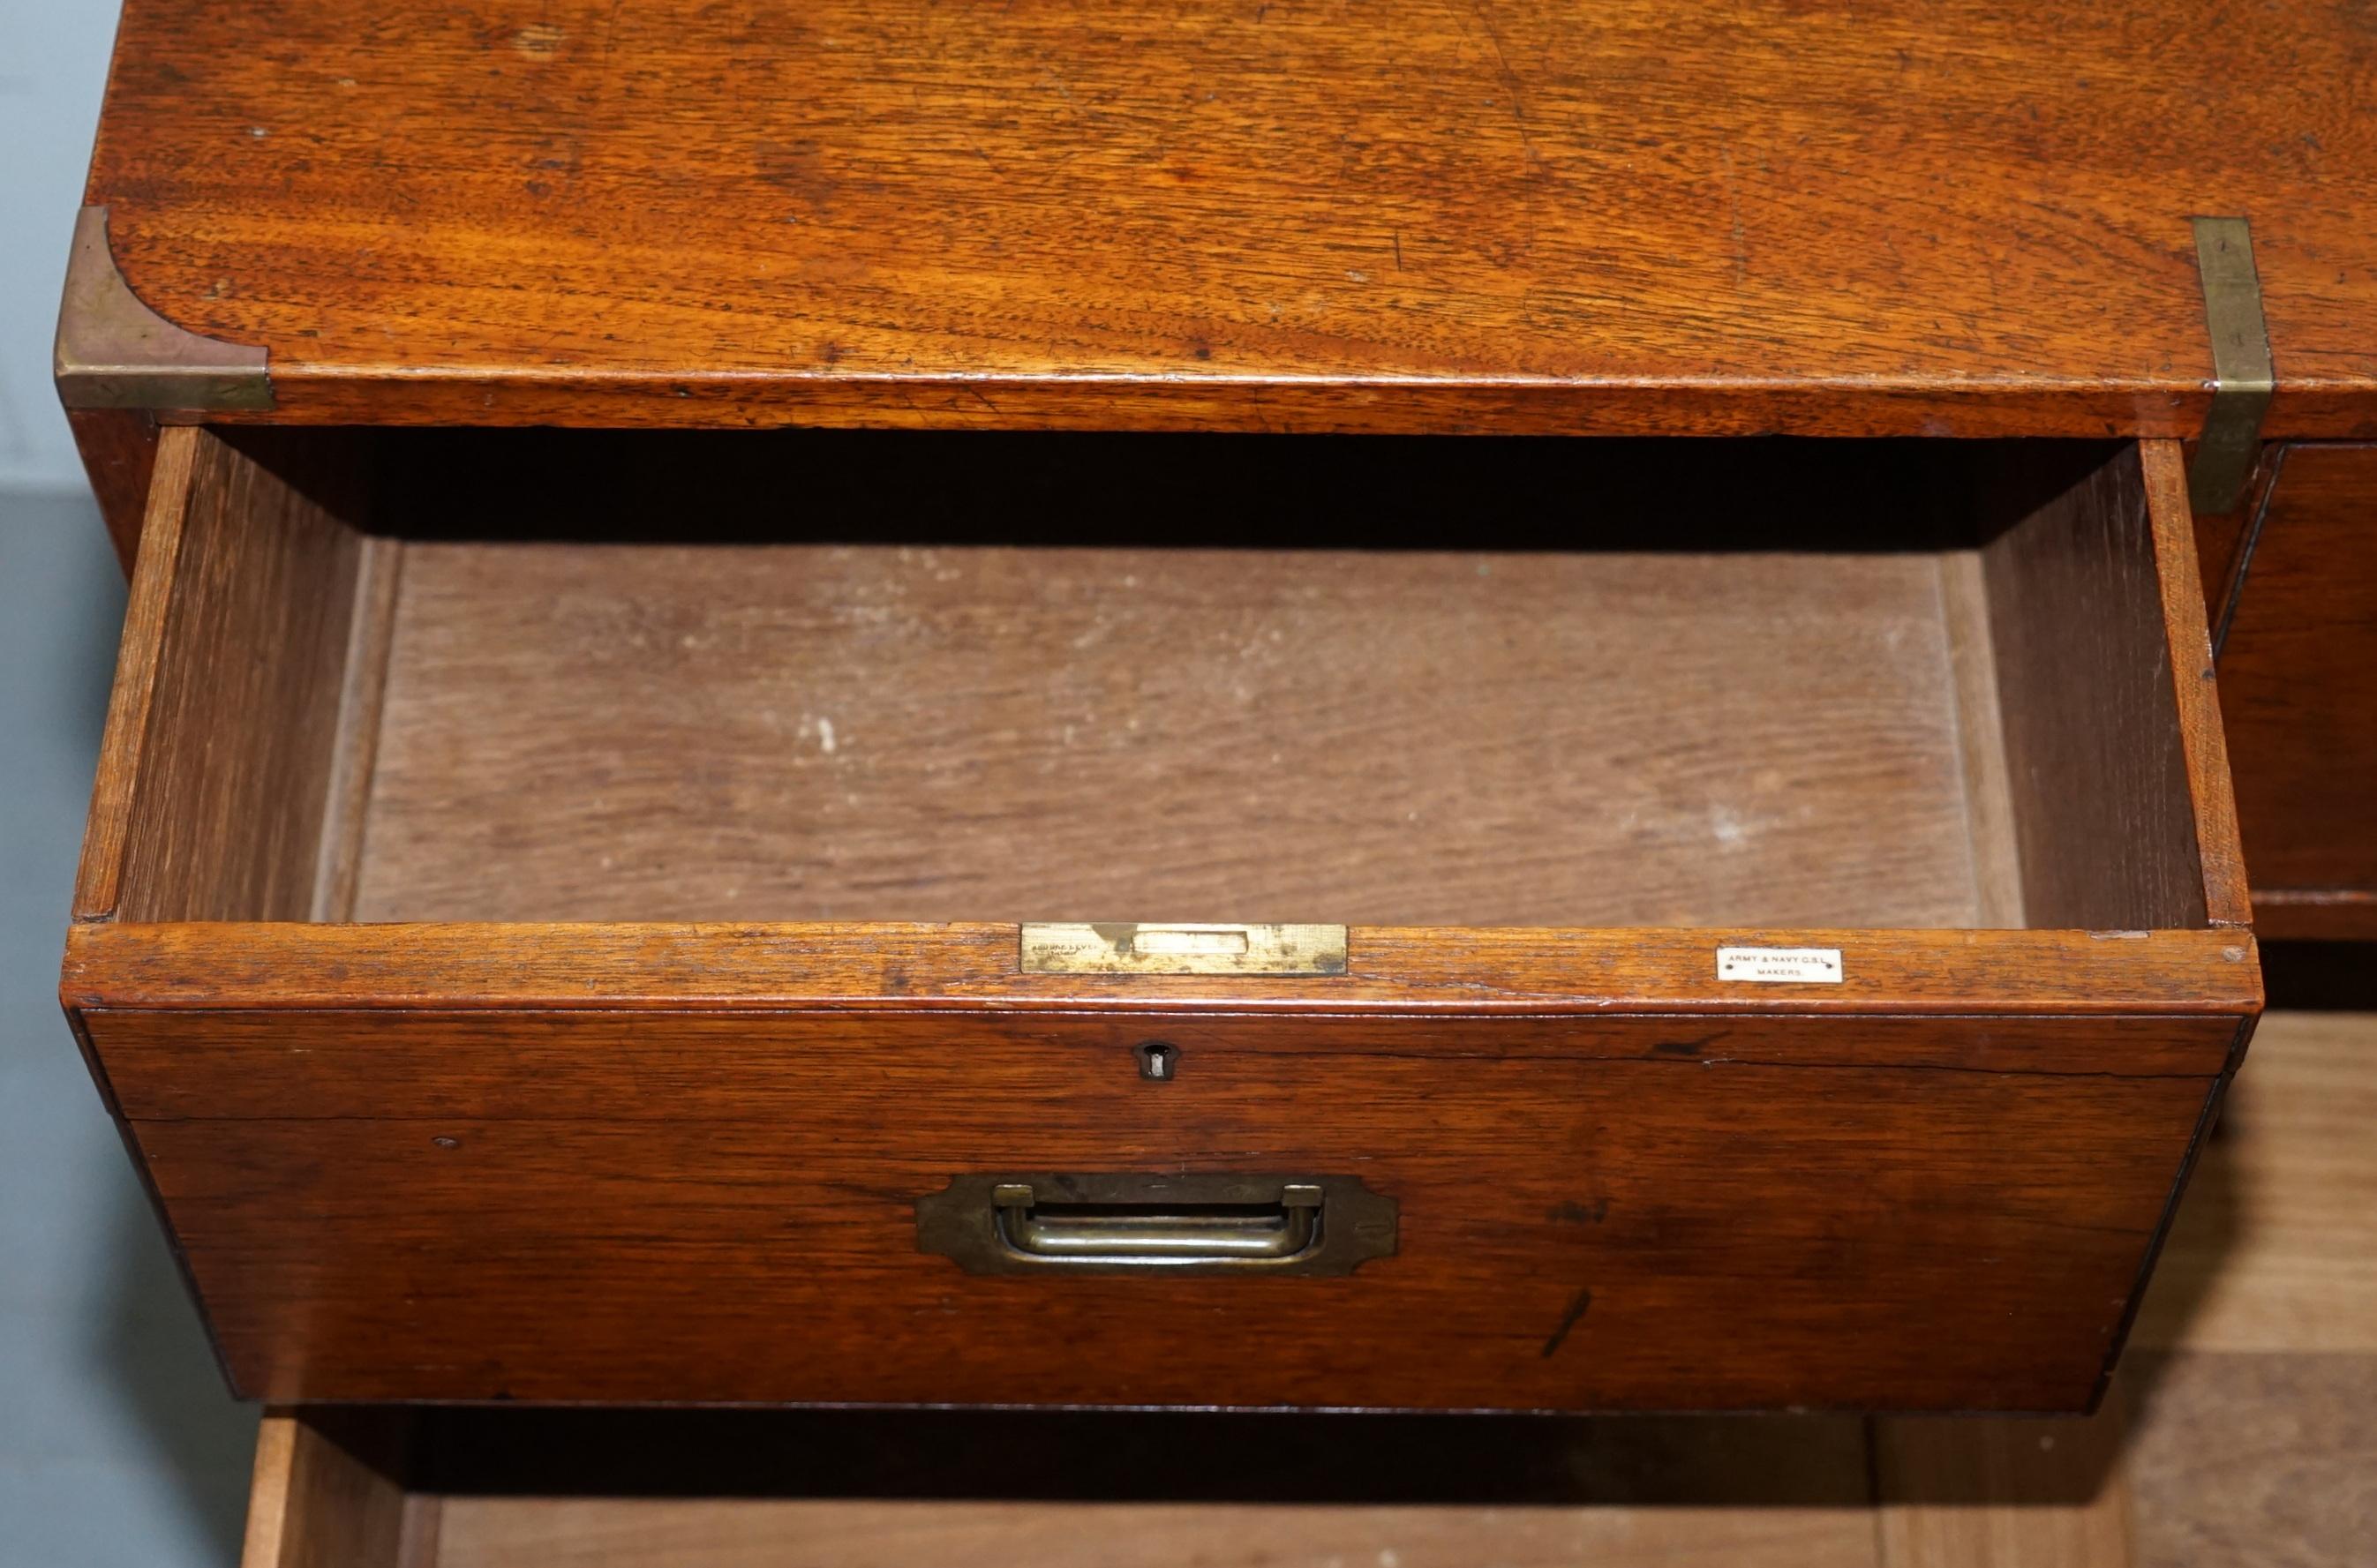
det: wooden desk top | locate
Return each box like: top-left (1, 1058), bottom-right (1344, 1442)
top-left (71, 0), bottom-right (2377, 435)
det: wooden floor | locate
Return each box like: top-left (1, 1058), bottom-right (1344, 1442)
top-left (292, 1001), bottom-right (2373, 1568)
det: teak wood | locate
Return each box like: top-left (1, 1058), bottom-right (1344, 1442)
top-left (66, 0), bottom-right (2377, 439)
top-left (358, 530), bottom-right (1995, 928)
top-left (226, 1006), bottom-right (2377, 1567)
top-left (63, 426), bottom-right (2258, 1412)
top-left (2210, 443), bottom-right (2377, 939)
top-left (64, 407), bottom-right (159, 572)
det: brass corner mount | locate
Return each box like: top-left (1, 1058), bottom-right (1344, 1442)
top-left (55, 206), bottom-right (273, 413)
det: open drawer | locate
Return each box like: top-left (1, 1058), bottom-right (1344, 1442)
top-left (244, 1402), bottom-right (2092, 1568)
top-left (64, 429), bottom-right (2255, 1413)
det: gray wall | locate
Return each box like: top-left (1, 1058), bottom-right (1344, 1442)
top-left (3, 6), bottom-right (259, 1563)
top-left (2, 0), bottom-right (120, 489)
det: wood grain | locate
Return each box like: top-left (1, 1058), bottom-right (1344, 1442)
top-left (227, 1008), bottom-right (2377, 1562)
top-left (2248, 891), bottom-right (2377, 942)
top-left (2138, 441), bottom-right (2252, 929)
top-left (432, 1497), bottom-right (1879, 1568)
top-left (72, 422), bottom-right (199, 920)
top-left (62, 425), bottom-right (2259, 1416)
top-left (2130, 1009), bottom-right (2377, 1354)
top-left (124, 1042), bottom-right (2213, 1408)
top-left (2191, 443), bottom-right (2287, 641)
top-left (2090, 1005), bottom-right (2377, 1566)
top-left (1938, 549), bottom-right (2025, 927)
top-left (1874, 1390), bottom-right (2133, 1568)
top-left (73, 427), bottom-right (374, 923)
top-left (2125, 1353), bottom-right (2377, 1568)
top-left (354, 534), bottom-right (1997, 928)
top-left (1980, 443), bottom-right (2209, 930)
top-left (239, 1410), bottom-right (425, 1568)
top-left (85, 1009), bottom-right (2247, 1122)
top-left (61, 921), bottom-right (2262, 1017)
top-left (77, 1), bottom-right (2377, 434)
top-left (2210, 444), bottom-right (2377, 928)
top-left (311, 535), bottom-right (403, 924)
top-left (64, 407), bottom-right (158, 574)
top-left (67, 995), bottom-right (2247, 1411)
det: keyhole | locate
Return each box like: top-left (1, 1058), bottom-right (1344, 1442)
top-left (1134, 1040), bottom-right (1178, 1081)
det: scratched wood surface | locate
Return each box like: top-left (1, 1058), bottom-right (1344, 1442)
top-left (64, 921), bottom-right (2263, 1017)
top-left (346, 428), bottom-right (1998, 927)
top-left (223, 1005), bottom-right (2377, 1564)
top-left (357, 538), bottom-right (1990, 928)
top-left (218, 1002), bottom-right (2377, 1564)
top-left (79, 0), bottom-right (2377, 435)
top-left (60, 428), bottom-right (2258, 1412)
top-left (125, 1027), bottom-right (2214, 1407)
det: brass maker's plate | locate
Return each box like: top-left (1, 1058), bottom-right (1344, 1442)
top-left (1021, 922), bottom-right (1348, 977)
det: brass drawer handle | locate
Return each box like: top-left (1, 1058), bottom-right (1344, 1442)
top-left (917, 1174), bottom-right (1396, 1276)
top-left (991, 1181), bottom-right (1322, 1262)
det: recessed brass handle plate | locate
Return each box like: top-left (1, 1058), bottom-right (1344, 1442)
top-left (1020, 923), bottom-right (1348, 976)
top-left (916, 1174), bottom-right (1397, 1276)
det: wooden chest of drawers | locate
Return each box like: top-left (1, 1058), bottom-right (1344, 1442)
top-left (58, 0), bottom-right (2377, 1419)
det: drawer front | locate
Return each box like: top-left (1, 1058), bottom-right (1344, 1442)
top-left (94, 995), bottom-right (2240, 1411)
top-left (2213, 443), bottom-right (2377, 938)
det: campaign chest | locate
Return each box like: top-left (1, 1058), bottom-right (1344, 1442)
top-left (60, 0), bottom-right (2377, 1429)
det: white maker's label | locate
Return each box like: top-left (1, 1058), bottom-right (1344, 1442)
top-left (1717, 946), bottom-right (1845, 984)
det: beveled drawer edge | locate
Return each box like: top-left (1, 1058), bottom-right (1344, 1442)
top-left (2139, 439), bottom-right (2253, 930)
top-left (71, 425), bottom-right (202, 925)
top-left (60, 921), bottom-right (2260, 1017)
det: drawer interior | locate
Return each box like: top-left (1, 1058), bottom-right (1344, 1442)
top-left (93, 431), bottom-right (2217, 934)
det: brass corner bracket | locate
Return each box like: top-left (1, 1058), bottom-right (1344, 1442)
top-left (2185, 216), bottom-right (2273, 515)
top-left (55, 206), bottom-right (274, 412)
